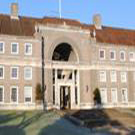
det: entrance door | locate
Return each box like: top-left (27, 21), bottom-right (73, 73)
top-left (60, 86), bottom-right (71, 109)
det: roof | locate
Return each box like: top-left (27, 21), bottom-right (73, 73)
top-left (0, 14), bottom-right (135, 46)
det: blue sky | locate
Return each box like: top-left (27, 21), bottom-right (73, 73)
top-left (0, 0), bottom-right (135, 29)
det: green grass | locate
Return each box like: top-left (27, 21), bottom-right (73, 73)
top-left (0, 110), bottom-right (90, 135)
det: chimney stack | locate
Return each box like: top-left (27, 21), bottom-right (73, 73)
top-left (11, 3), bottom-right (19, 19)
top-left (93, 14), bottom-right (102, 29)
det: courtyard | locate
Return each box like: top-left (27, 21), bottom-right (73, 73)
top-left (0, 109), bottom-right (135, 135)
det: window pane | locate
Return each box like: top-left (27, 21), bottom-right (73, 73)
top-left (110, 71), bottom-right (117, 82)
top-left (12, 68), bottom-right (18, 78)
top-left (110, 51), bottom-right (115, 60)
top-left (11, 88), bottom-right (17, 102)
top-left (100, 50), bottom-right (105, 59)
top-left (120, 51), bottom-right (125, 61)
top-left (12, 44), bottom-right (17, 53)
top-left (24, 68), bottom-right (32, 80)
top-left (111, 89), bottom-right (117, 103)
top-left (122, 89), bottom-right (128, 102)
top-left (0, 68), bottom-right (3, 78)
top-left (0, 43), bottom-right (4, 52)
top-left (24, 87), bottom-right (32, 103)
top-left (25, 44), bottom-right (32, 55)
top-left (121, 72), bottom-right (127, 82)
top-left (0, 87), bottom-right (3, 102)
top-left (100, 89), bottom-right (107, 103)
top-left (100, 71), bottom-right (106, 82)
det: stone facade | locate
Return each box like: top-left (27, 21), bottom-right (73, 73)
top-left (0, 4), bottom-right (135, 110)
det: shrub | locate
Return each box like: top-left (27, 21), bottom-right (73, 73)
top-left (93, 88), bottom-right (101, 105)
top-left (35, 83), bottom-right (43, 101)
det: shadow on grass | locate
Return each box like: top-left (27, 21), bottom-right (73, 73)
top-left (38, 115), bottom-right (90, 135)
top-left (0, 111), bottom-right (44, 135)
top-left (71, 109), bottom-right (135, 134)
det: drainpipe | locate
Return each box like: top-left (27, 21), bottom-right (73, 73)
top-left (41, 36), bottom-right (46, 111)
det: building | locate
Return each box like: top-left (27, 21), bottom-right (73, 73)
top-left (0, 3), bottom-right (135, 110)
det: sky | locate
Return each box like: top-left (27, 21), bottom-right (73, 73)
top-left (0, 0), bottom-right (135, 29)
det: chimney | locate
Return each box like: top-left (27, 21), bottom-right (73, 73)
top-left (93, 14), bottom-right (102, 29)
top-left (11, 3), bottom-right (19, 19)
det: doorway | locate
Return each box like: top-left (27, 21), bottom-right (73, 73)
top-left (60, 86), bottom-right (71, 110)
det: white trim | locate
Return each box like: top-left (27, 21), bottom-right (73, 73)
top-left (0, 86), bottom-right (4, 104)
top-left (11, 42), bottom-right (19, 55)
top-left (120, 50), bottom-right (126, 62)
top-left (99, 49), bottom-right (105, 60)
top-left (111, 88), bottom-right (118, 103)
top-left (24, 67), bottom-right (32, 80)
top-left (24, 43), bottom-right (32, 56)
top-left (0, 41), bottom-right (5, 54)
top-left (0, 65), bottom-right (4, 79)
top-left (10, 86), bottom-right (18, 104)
top-left (110, 50), bottom-right (116, 61)
top-left (24, 86), bottom-right (32, 104)
top-left (10, 66), bottom-right (19, 80)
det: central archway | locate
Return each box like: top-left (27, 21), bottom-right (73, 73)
top-left (51, 42), bottom-right (80, 110)
top-left (52, 43), bottom-right (77, 62)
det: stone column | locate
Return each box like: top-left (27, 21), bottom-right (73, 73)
top-left (55, 69), bottom-right (60, 109)
top-left (77, 70), bottom-right (80, 108)
top-left (71, 70), bottom-right (75, 109)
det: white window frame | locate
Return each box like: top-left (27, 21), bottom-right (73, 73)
top-left (0, 66), bottom-right (4, 79)
top-left (99, 49), bottom-right (105, 60)
top-left (24, 86), bottom-right (32, 103)
top-left (99, 71), bottom-right (106, 82)
top-left (111, 88), bottom-right (118, 103)
top-left (120, 72), bottom-right (127, 83)
top-left (100, 88), bottom-right (107, 104)
top-left (11, 42), bottom-right (19, 55)
top-left (121, 88), bottom-right (128, 103)
top-left (0, 86), bottom-right (4, 103)
top-left (120, 51), bottom-right (126, 61)
top-left (11, 66), bottom-right (19, 80)
top-left (110, 50), bottom-right (116, 60)
top-left (110, 71), bottom-right (117, 82)
top-left (0, 41), bottom-right (5, 54)
top-left (10, 86), bottom-right (18, 104)
top-left (129, 52), bottom-right (135, 62)
top-left (24, 67), bottom-right (32, 80)
top-left (24, 43), bottom-right (32, 56)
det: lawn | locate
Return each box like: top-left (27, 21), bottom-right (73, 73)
top-left (0, 109), bottom-right (135, 135)
top-left (0, 110), bottom-right (90, 135)
top-left (71, 108), bottom-right (135, 134)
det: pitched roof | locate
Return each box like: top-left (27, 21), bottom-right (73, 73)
top-left (0, 14), bottom-right (135, 46)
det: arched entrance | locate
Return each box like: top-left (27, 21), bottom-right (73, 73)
top-left (52, 43), bottom-right (80, 110)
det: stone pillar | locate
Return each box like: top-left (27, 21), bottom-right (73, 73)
top-left (71, 70), bottom-right (75, 109)
top-left (77, 70), bottom-right (80, 108)
top-left (55, 69), bottom-right (60, 109)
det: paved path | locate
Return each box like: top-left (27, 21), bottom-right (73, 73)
top-left (38, 117), bottom-right (91, 135)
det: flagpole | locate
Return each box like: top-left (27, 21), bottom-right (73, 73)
top-left (59, 0), bottom-right (62, 18)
